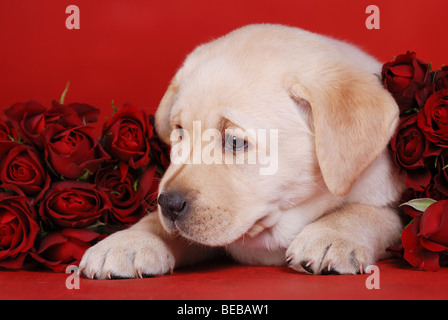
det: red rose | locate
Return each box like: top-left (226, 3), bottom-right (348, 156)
top-left (95, 164), bottom-right (145, 225)
top-left (435, 149), bottom-right (448, 198)
top-left (39, 181), bottom-right (110, 228)
top-left (390, 114), bottom-right (428, 169)
top-left (3, 100), bottom-right (47, 148)
top-left (0, 193), bottom-right (39, 269)
top-left (140, 164), bottom-right (161, 212)
top-left (0, 141), bottom-right (50, 202)
top-left (47, 101), bottom-right (99, 125)
top-left (382, 52), bottom-right (431, 113)
top-left (2, 100), bottom-right (101, 150)
top-left (149, 116), bottom-right (171, 171)
top-left (434, 66), bottom-right (448, 91)
top-left (44, 119), bottom-right (109, 180)
top-left (418, 89), bottom-right (448, 147)
top-left (0, 119), bottom-right (18, 142)
top-left (31, 229), bottom-right (100, 272)
top-left (401, 200), bottom-right (448, 271)
top-left (102, 106), bottom-right (152, 169)
top-left (149, 135), bottom-right (171, 172)
top-left (389, 113), bottom-right (437, 190)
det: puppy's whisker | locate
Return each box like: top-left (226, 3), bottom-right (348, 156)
top-left (141, 191), bottom-right (161, 208)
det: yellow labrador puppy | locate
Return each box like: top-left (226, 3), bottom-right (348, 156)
top-left (80, 24), bottom-right (405, 278)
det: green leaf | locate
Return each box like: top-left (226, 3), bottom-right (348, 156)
top-left (133, 178), bottom-right (140, 191)
top-left (0, 188), bottom-right (16, 195)
top-left (443, 164), bottom-right (448, 171)
top-left (431, 64), bottom-right (446, 83)
top-left (39, 221), bottom-right (50, 240)
top-left (404, 107), bottom-right (420, 115)
top-left (77, 169), bottom-right (91, 182)
top-left (60, 81), bottom-right (70, 104)
top-left (86, 220), bottom-right (121, 235)
top-left (400, 219), bottom-right (414, 237)
top-left (7, 134), bottom-right (24, 144)
top-left (404, 218), bottom-right (414, 229)
top-left (399, 198), bottom-right (437, 212)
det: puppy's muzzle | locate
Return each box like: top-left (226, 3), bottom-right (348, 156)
top-left (158, 192), bottom-right (188, 222)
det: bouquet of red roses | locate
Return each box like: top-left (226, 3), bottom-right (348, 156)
top-left (384, 52), bottom-right (448, 271)
top-left (0, 95), bottom-right (170, 272)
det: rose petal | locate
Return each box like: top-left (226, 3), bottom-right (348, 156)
top-left (402, 219), bottom-right (441, 271)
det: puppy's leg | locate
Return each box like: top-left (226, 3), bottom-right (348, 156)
top-left (286, 203), bottom-right (402, 274)
top-left (80, 213), bottom-right (217, 279)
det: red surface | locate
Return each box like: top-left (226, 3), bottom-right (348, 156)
top-left (1, 259), bottom-right (448, 300)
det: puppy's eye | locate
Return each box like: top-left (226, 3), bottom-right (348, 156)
top-left (176, 125), bottom-right (183, 140)
top-left (224, 134), bottom-right (248, 153)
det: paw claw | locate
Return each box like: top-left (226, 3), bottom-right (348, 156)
top-left (321, 266), bottom-right (340, 275)
top-left (287, 227), bottom-right (374, 275)
top-left (358, 262), bottom-right (364, 275)
top-left (300, 260), bottom-right (314, 274)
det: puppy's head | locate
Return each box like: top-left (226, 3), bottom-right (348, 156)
top-left (154, 24), bottom-right (399, 247)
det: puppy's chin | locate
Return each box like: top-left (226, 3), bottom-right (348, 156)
top-left (157, 208), bottom-right (254, 247)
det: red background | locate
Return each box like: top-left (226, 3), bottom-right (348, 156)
top-left (0, 0), bottom-right (447, 120)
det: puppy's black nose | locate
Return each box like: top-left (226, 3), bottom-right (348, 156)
top-left (158, 192), bottom-right (187, 222)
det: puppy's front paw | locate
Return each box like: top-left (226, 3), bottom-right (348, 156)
top-left (286, 226), bottom-right (374, 275)
top-left (79, 229), bottom-right (174, 279)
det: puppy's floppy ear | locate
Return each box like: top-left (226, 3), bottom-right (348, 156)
top-left (287, 71), bottom-right (399, 196)
top-left (155, 75), bottom-right (180, 144)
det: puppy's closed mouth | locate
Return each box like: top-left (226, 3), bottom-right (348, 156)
top-left (159, 201), bottom-right (273, 247)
